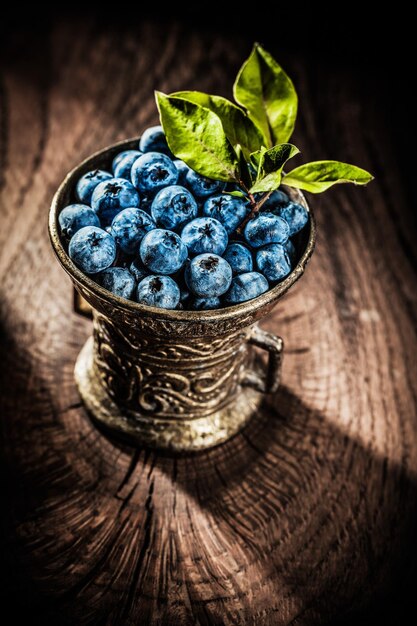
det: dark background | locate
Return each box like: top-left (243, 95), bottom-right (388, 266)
top-left (1, 2), bottom-right (414, 211)
top-left (1, 4), bottom-right (415, 625)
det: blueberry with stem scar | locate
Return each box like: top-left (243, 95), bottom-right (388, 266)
top-left (202, 194), bottom-right (249, 234)
top-left (91, 178), bottom-right (140, 226)
top-left (69, 226), bottom-right (116, 274)
top-left (136, 275), bottom-right (180, 309)
top-left (181, 217), bottom-right (228, 256)
top-left (131, 152), bottom-right (178, 193)
top-left (185, 253), bottom-right (232, 297)
top-left (151, 185), bottom-right (198, 230)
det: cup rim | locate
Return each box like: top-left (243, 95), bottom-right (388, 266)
top-left (49, 136), bottom-right (316, 321)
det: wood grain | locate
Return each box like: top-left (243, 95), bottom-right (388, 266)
top-left (1, 18), bottom-right (416, 625)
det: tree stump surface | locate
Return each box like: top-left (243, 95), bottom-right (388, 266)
top-left (0, 18), bottom-right (416, 626)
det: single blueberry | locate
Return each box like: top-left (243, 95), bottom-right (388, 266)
top-left (59, 203), bottom-right (100, 239)
top-left (284, 239), bottom-right (297, 265)
top-left (174, 159), bottom-right (192, 184)
top-left (185, 169), bottom-right (225, 199)
top-left (244, 212), bottom-right (289, 248)
top-left (223, 272), bottom-right (269, 305)
top-left (139, 125), bottom-right (171, 155)
top-left (181, 217), bottom-right (228, 256)
top-left (136, 275), bottom-right (180, 309)
top-left (151, 185), bottom-right (198, 230)
top-left (256, 243), bottom-right (292, 282)
top-left (131, 152), bottom-right (178, 194)
top-left (223, 242), bottom-right (253, 275)
top-left (190, 296), bottom-right (221, 310)
top-left (140, 229), bottom-right (188, 275)
top-left (113, 150), bottom-right (143, 180)
top-left (129, 257), bottom-right (149, 283)
top-left (185, 253), bottom-right (232, 297)
top-left (111, 208), bottom-right (155, 254)
top-left (95, 267), bottom-right (136, 299)
top-left (112, 149), bottom-right (141, 173)
top-left (91, 177), bottom-right (140, 226)
top-left (202, 194), bottom-right (249, 234)
top-left (68, 226), bottom-right (116, 274)
top-left (260, 189), bottom-right (289, 211)
top-left (76, 169), bottom-right (113, 205)
top-left (274, 202), bottom-right (309, 235)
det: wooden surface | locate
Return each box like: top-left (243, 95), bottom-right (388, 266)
top-left (1, 17), bottom-right (416, 626)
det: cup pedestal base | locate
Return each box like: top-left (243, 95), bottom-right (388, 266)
top-left (75, 337), bottom-right (263, 452)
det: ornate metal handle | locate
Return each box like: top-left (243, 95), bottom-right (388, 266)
top-left (240, 326), bottom-right (284, 394)
top-left (74, 288), bottom-right (93, 319)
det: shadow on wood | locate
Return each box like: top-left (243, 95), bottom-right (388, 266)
top-left (1, 324), bottom-right (415, 626)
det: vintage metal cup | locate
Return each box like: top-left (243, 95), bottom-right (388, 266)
top-left (49, 139), bottom-right (315, 452)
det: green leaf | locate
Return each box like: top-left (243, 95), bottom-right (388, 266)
top-left (172, 91), bottom-right (263, 157)
top-left (249, 146), bottom-right (267, 170)
top-left (249, 143), bottom-right (299, 193)
top-left (283, 160), bottom-right (374, 193)
top-left (236, 144), bottom-right (253, 189)
top-left (224, 190), bottom-right (247, 198)
top-left (233, 43), bottom-right (298, 147)
top-left (155, 92), bottom-right (240, 182)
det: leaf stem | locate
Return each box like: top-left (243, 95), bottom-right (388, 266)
top-left (236, 189), bottom-right (273, 233)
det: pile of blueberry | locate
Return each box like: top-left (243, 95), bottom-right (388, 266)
top-left (59, 126), bottom-right (309, 310)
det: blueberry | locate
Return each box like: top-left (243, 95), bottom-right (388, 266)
top-left (136, 275), bottom-right (180, 309)
top-left (174, 159), bottom-right (192, 184)
top-left (274, 202), bottom-right (309, 235)
top-left (284, 239), bottom-right (297, 265)
top-left (131, 152), bottom-right (178, 194)
top-left (139, 125), bottom-right (171, 155)
top-left (59, 203), bottom-right (100, 239)
top-left (202, 194), bottom-right (249, 234)
top-left (181, 217), bottom-right (228, 256)
top-left (224, 272), bottom-right (269, 304)
top-left (110, 208), bottom-right (155, 254)
top-left (140, 228), bottom-right (187, 274)
top-left (96, 267), bottom-right (136, 299)
top-left (91, 177), bottom-right (140, 226)
top-left (223, 242), bottom-right (253, 275)
top-left (112, 149), bottom-right (141, 173)
top-left (260, 189), bottom-right (289, 211)
top-left (76, 169), bottom-right (113, 205)
top-left (185, 170), bottom-right (225, 199)
top-left (256, 243), bottom-right (292, 282)
top-left (190, 296), bottom-right (221, 310)
top-left (151, 185), bottom-right (198, 230)
top-left (185, 253), bottom-right (232, 297)
top-left (69, 226), bottom-right (116, 274)
top-left (244, 212), bottom-right (289, 248)
top-left (129, 257), bottom-right (149, 283)
top-left (113, 150), bottom-right (142, 180)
